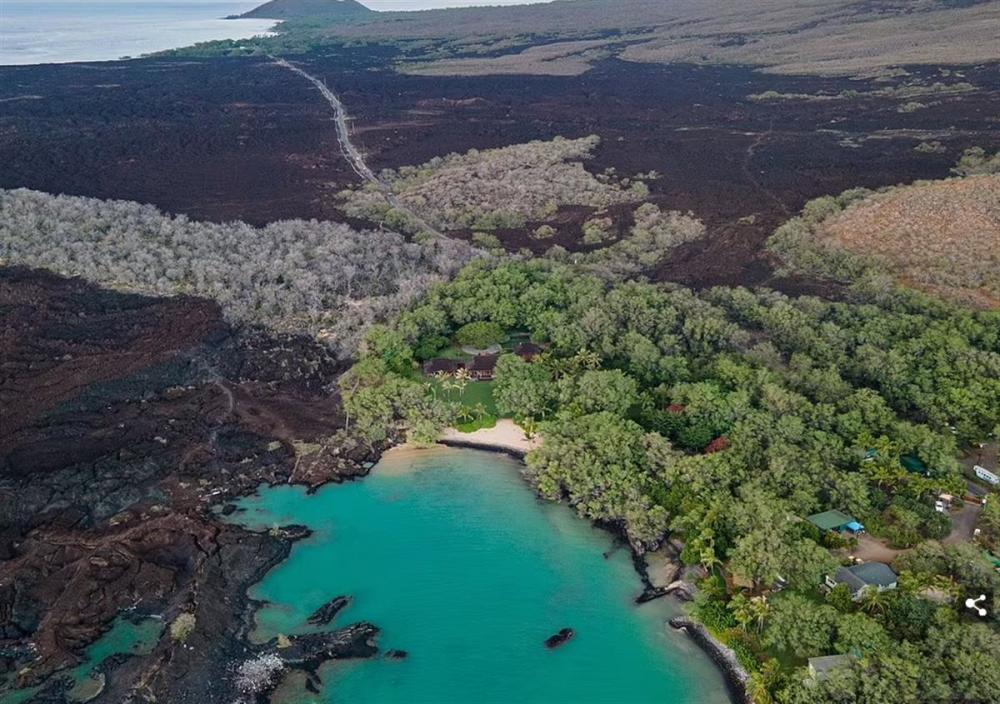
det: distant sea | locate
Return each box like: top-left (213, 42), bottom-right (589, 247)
top-left (0, 1), bottom-right (277, 66)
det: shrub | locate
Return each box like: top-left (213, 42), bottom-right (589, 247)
top-left (471, 232), bottom-right (503, 250)
top-left (169, 613), bottom-right (196, 643)
top-left (952, 147), bottom-right (1000, 176)
top-left (695, 596), bottom-right (738, 633)
top-left (582, 216), bottom-right (613, 244)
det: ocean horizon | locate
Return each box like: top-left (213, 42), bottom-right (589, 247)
top-left (0, 0), bottom-right (277, 66)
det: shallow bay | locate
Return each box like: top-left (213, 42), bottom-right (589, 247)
top-left (231, 446), bottom-right (730, 704)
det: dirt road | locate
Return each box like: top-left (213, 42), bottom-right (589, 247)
top-left (271, 57), bottom-right (443, 238)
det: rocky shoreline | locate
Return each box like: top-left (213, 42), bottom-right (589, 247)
top-left (0, 265), bottom-right (732, 703)
top-left (0, 267), bottom-right (386, 703)
top-left (668, 617), bottom-right (751, 704)
top-left (437, 437), bottom-right (528, 459)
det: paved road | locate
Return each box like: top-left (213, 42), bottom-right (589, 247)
top-left (271, 57), bottom-right (443, 238)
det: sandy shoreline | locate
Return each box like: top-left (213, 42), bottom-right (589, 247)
top-left (439, 419), bottom-right (540, 456)
top-left (378, 420), bottom-right (539, 467)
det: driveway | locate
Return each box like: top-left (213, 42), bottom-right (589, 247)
top-left (853, 534), bottom-right (906, 564)
top-left (943, 499), bottom-right (983, 546)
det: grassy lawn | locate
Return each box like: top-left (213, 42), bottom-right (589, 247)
top-left (426, 330), bottom-right (532, 360)
top-left (428, 379), bottom-right (499, 418)
top-left (457, 381), bottom-right (499, 416)
top-left (455, 416), bottom-right (498, 433)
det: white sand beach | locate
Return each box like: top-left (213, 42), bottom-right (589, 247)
top-left (439, 419), bottom-right (540, 455)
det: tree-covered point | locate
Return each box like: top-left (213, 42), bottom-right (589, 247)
top-left (345, 258), bottom-right (998, 537)
top-left (343, 258), bottom-right (1000, 701)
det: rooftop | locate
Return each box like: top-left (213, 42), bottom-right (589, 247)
top-left (514, 342), bottom-right (542, 358)
top-left (468, 353), bottom-right (498, 372)
top-left (424, 358), bottom-right (464, 375)
top-left (808, 654), bottom-right (852, 679)
top-left (807, 509), bottom-right (855, 531)
top-left (833, 562), bottom-right (898, 592)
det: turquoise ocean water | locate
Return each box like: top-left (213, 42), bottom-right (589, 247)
top-left (0, 1), bottom-right (275, 65)
top-left (231, 446), bottom-right (730, 704)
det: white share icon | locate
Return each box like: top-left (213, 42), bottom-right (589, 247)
top-left (965, 594), bottom-right (987, 617)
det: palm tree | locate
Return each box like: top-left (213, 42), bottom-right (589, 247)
top-left (521, 417), bottom-right (538, 440)
top-left (747, 660), bottom-right (780, 704)
top-left (860, 587), bottom-right (888, 616)
top-left (699, 545), bottom-right (723, 574)
top-left (441, 377), bottom-right (458, 400)
top-left (473, 402), bottom-right (489, 421)
top-left (747, 672), bottom-right (772, 704)
top-left (453, 371), bottom-right (469, 400)
top-left (457, 406), bottom-right (475, 424)
top-left (749, 595), bottom-right (770, 633)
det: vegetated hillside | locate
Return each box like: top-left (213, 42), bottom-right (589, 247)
top-left (0, 189), bottom-right (479, 357)
top-left (346, 258), bottom-right (1000, 703)
top-left (237, 0), bottom-right (372, 20)
top-left (221, 0), bottom-right (1000, 77)
top-left (768, 156), bottom-right (1000, 309)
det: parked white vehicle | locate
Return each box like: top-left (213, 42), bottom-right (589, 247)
top-left (975, 465), bottom-right (999, 485)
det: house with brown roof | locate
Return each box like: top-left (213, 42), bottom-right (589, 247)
top-left (514, 342), bottom-right (542, 361)
top-left (468, 353), bottom-right (498, 381)
top-left (423, 358), bottom-right (465, 376)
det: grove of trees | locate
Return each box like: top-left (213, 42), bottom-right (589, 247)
top-left (0, 188), bottom-right (479, 357)
top-left (338, 136), bottom-right (647, 232)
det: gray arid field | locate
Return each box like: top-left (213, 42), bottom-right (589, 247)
top-left (303, 0), bottom-right (1000, 77)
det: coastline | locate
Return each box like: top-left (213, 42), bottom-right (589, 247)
top-left (438, 419), bottom-right (540, 457)
top-left (0, 1), bottom-right (276, 66)
top-left (669, 617), bottom-right (752, 704)
top-left (375, 433), bottom-right (745, 704)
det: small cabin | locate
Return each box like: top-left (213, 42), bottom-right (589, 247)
top-left (468, 353), bottom-right (498, 381)
top-left (808, 655), bottom-right (852, 681)
top-left (514, 342), bottom-right (542, 361)
top-left (423, 358), bottom-right (464, 376)
top-left (807, 510), bottom-right (864, 535)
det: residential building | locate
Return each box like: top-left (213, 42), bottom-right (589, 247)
top-left (806, 510), bottom-right (864, 534)
top-left (468, 353), bottom-right (498, 381)
top-left (808, 655), bottom-right (852, 681)
top-left (423, 358), bottom-right (465, 376)
top-left (514, 342), bottom-right (542, 361)
top-left (825, 562), bottom-right (898, 599)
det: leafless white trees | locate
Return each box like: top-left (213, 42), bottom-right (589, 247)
top-left (0, 189), bottom-right (479, 356)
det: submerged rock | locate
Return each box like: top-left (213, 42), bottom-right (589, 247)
top-left (544, 628), bottom-right (575, 649)
top-left (307, 596), bottom-right (351, 626)
top-left (385, 649), bottom-right (408, 659)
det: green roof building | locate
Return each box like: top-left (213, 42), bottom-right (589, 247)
top-left (807, 509), bottom-right (862, 533)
